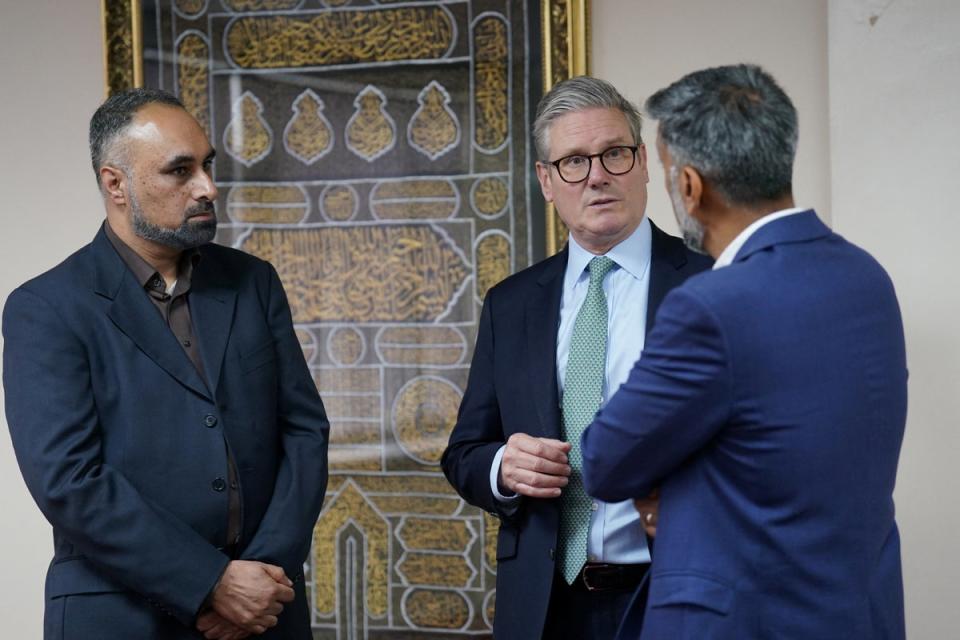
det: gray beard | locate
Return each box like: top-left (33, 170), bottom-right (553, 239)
top-left (668, 169), bottom-right (706, 254)
top-left (130, 190), bottom-right (217, 250)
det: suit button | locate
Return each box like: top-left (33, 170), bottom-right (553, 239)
top-left (549, 548), bottom-right (555, 560)
top-left (212, 477), bottom-right (226, 492)
top-left (204, 414), bottom-right (218, 428)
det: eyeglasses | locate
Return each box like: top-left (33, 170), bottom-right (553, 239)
top-left (547, 145), bottom-right (639, 183)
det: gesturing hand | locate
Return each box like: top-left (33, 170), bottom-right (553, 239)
top-left (210, 560), bottom-right (295, 634)
top-left (499, 433), bottom-right (572, 498)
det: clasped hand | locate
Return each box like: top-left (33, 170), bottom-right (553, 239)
top-left (196, 560), bottom-right (295, 639)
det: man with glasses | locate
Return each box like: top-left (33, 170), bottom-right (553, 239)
top-left (443, 76), bottom-right (711, 639)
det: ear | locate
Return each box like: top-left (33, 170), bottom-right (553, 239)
top-left (100, 165), bottom-right (128, 206)
top-left (679, 165), bottom-right (704, 217)
top-left (637, 143), bottom-right (649, 184)
top-left (535, 162), bottom-right (554, 203)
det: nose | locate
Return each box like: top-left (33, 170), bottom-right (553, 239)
top-left (585, 156), bottom-right (611, 187)
top-left (195, 169), bottom-right (218, 202)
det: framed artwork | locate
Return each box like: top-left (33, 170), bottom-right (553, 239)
top-left (103, 1), bottom-right (588, 637)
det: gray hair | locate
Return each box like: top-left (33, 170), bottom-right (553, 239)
top-left (645, 64), bottom-right (797, 206)
top-left (89, 87), bottom-right (185, 187)
top-left (533, 76), bottom-right (643, 161)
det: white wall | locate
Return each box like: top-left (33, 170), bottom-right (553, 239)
top-left (592, 0), bottom-right (831, 232)
top-left (829, 0), bottom-right (960, 636)
top-left (0, 2), bottom-right (104, 637)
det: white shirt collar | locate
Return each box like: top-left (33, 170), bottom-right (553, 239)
top-left (713, 207), bottom-right (807, 269)
top-left (564, 216), bottom-right (652, 289)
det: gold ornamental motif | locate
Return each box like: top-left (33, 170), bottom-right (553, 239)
top-left (222, 0), bottom-right (302, 11)
top-left (177, 33), bottom-right (210, 134)
top-left (473, 15), bottom-right (509, 151)
top-left (174, 0), bottom-right (206, 16)
top-left (345, 86), bottom-right (396, 162)
top-left (283, 89), bottom-right (333, 165)
top-left (223, 91), bottom-right (273, 167)
top-left (391, 376), bottom-right (462, 465)
top-left (375, 326), bottom-right (466, 366)
top-left (327, 327), bottom-right (365, 366)
top-left (397, 552), bottom-right (475, 588)
top-left (403, 589), bottom-right (471, 630)
top-left (239, 226), bottom-right (470, 323)
top-left (320, 185), bottom-right (359, 221)
top-left (397, 518), bottom-right (474, 553)
top-left (367, 495), bottom-right (460, 516)
top-left (313, 481), bottom-right (389, 617)
top-left (484, 511), bottom-right (499, 572)
top-left (408, 81), bottom-right (460, 160)
top-left (223, 7), bottom-right (454, 69)
top-left (475, 231), bottom-right (512, 301)
top-left (370, 179), bottom-right (458, 220)
top-left (322, 0), bottom-right (352, 6)
top-left (472, 177), bottom-right (509, 218)
top-left (226, 185), bottom-right (308, 224)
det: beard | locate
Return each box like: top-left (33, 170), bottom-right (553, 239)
top-left (129, 189), bottom-right (217, 250)
top-left (668, 168), bottom-right (706, 254)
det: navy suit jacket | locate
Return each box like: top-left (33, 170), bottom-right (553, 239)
top-left (442, 221), bottom-right (711, 640)
top-left (582, 211), bottom-right (907, 639)
top-left (3, 226), bottom-right (330, 639)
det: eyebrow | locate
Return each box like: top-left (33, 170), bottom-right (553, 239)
top-left (162, 149), bottom-right (216, 170)
top-left (554, 136), bottom-right (634, 158)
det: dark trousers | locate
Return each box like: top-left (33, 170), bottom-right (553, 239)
top-left (541, 569), bottom-right (639, 639)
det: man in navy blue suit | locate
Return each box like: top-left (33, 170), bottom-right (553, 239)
top-left (442, 77), bottom-right (711, 639)
top-left (3, 89), bottom-right (329, 639)
top-left (582, 64), bottom-right (907, 639)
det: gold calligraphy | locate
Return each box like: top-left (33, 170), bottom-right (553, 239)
top-left (224, 7), bottom-right (454, 69)
top-left (473, 15), bottom-right (509, 150)
top-left (239, 226), bottom-right (469, 323)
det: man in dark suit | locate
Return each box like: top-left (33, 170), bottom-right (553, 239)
top-left (3, 89), bottom-right (330, 639)
top-left (442, 77), bottom-right (711, 639)
top-left (582, 64), bottom-right (907, 639)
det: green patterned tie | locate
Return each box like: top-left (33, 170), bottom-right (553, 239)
top-left (558, 255), bottom-right (616, 584)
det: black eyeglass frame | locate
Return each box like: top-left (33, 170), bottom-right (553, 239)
top-left (546, 145), bottom-right (640, 183)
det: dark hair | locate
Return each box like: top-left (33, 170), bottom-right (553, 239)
top-left (89, 87), bottom-right (184, 186)
top-left (645, 64), bottom-right (797, 206)
top-left (534, 76), bottom-right (643, 161)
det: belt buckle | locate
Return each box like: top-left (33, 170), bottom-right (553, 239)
top-left (581, 563), bottom-right (618, 592)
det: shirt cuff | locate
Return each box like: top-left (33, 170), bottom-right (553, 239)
top-left (490, 444), bottom-right (521, 504)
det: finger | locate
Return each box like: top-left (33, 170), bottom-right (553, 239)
top-left (505, 450), bottom-right (571, 478)
top-left (203, 620), bottom-right (231, 639)
top-left (503, 468), bottom-right (570, 495)
top-left (537, 437), bottom-right (573, 453)
top-left (261, 563), bottom-right (291, 586)
top-left (197, 612), bottom-right (217, 631)
top-left (271, 584), bottom-right (296, 603)
top-left (507, 434), bottom-right (570, 463)
top-left (513, 482), bottom-right (564, 498)
top-left (265, 601), bottom-right (284, 616)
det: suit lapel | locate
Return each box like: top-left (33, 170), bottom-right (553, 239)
top-left (645, 221), bottom-right (691, 334)
top-left (526, 250), bottom-right (567, 438)
top-left (190, 248), bottom-right (237, 396)
top-left (91, 228), bottom-right (212, 399)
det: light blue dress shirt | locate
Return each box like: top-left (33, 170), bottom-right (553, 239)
top-left (490, 217), bottom-right (653, 564)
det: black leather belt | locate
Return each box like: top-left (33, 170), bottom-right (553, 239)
top-left (578, 563), bottom-right (649, 592)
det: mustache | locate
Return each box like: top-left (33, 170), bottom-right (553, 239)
top-left (185, 201), bottom-right (216, 219)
